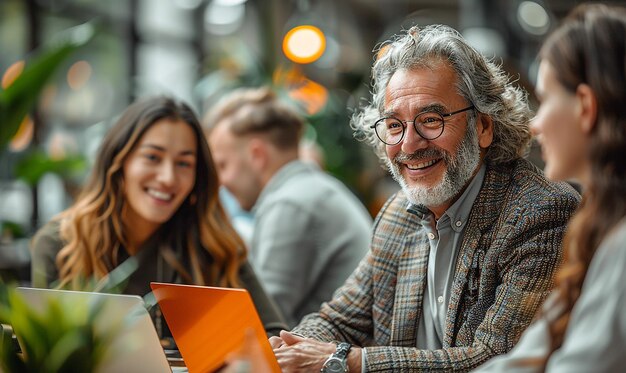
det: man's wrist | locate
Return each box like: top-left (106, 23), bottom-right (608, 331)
top-left (347, 346), bottom-right (362, 372)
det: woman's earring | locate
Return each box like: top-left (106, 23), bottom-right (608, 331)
top-left (189, 194), bottom-right (197, 205)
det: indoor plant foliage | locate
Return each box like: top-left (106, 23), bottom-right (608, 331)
top-left (0, 286), bottom-right (119, 373)
top-left (0, 258), bottom-right (140, 373)
top-left (0, 22), bottom-right (94, 150)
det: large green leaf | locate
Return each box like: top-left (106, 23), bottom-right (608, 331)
top-left (0, 22), bottom-right (95, 151)
top-left (14, 150), bottom-right (87, 186)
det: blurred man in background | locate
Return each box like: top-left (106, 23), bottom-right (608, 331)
top-left (203, 87), bottom-right (372, 327)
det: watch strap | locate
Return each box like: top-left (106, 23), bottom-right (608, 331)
top-left (321, 342), bottom-right (352, 373)
top-left (333, 342), bottom-right (351, 360)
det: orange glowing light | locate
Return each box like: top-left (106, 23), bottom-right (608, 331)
top-left (9, 116), bottom-right (34, 152)
top-left (67, 60), bottom-right (92, 90)
top-left (282, 25), bottom-right (326, 64)
top-left (376, 44), bottom-right (392, 61)
top-left (273, 66), bottom-right (328, 115)
top-left (2, 60), bottom-right (25, 89)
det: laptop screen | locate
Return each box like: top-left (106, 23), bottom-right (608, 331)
top-left (150, 282), bottom-right (280, 373)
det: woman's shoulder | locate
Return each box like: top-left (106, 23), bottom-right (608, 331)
top-left (604, 219), bottom-right (626, 247)
top-left (31, 219), bottom-right (64, 256)
top-left (591, 220), bottom-right (626, 271)
top-left (581, 219), bottom-right (626, 296)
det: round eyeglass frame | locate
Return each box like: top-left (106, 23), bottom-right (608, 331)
top-left (371, 105), bottom-right (475, 145)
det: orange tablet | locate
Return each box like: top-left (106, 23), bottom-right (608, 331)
top-left (150, 282), bottom-right (280, 373)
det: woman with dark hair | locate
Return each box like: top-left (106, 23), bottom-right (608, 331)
top-left (30, 96), bottom-right (285, 335)
top-left (474, 3), bottom-right (626, 372)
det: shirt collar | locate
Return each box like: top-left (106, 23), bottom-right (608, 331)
top-left (443, 163), bottom-right (486, 232)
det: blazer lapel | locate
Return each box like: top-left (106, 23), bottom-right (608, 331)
top-left (443, 164), bottom-right (508, 346)
top-left (390, 226), bottom-right (430, 346)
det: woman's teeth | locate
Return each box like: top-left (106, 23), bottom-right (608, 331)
top-left (147, 189), bottom-right (173, 201)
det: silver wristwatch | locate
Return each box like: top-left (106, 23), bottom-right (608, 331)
top-left (321, 342), bottom-right (351, 373)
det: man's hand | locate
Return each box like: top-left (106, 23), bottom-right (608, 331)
top-left (271, 330), bottom-right (362, 372)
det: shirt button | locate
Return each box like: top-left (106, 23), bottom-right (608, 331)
top-left (428, 232), bottom-right (435, 240)
top-left (455, 220), bottom-right (462, 227)
top-left (437, 296), bottom-right (444, 303)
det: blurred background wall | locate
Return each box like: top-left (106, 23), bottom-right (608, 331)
top-left (0, 0), bottom-right (619, 280)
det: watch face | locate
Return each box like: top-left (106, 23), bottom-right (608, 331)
top-left (323, 358), bottom-right (346, 373)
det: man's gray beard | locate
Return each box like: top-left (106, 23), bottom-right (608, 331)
top-left (385, 122), bottom-right (481, 207)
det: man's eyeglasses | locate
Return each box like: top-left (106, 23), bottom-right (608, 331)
top-left (371, 105), bottom-right (475, 145)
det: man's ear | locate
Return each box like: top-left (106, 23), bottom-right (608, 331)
top-left (248, 137), bottom-right (267, 169)
top-left (476, 113), bottom-right (494, 149)
top-left (577, 83), bottom-right (597, 134)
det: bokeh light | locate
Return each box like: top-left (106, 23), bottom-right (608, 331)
top-left (517, 1), bottom-right (550, 35)
top-left (67, 60), bottom-right (92, 90)
top-left (2, 60), bottom-right (25, 89)
top-left (282, 25), bottom-right (326, 64)
top-left (9, 116), bottom-right (34, 152)
top-left (274, 66), bottom-right (328, 115)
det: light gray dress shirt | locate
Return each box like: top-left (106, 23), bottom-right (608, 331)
top-left (473, 219), bottom-right (626, 373)
top-left (415, 164), bottom-right (486, 348)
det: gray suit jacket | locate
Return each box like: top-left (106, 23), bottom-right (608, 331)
top-left (293, 159), bottom-right (580, 372)
top-left (251, 160), bottom-right (372, 327)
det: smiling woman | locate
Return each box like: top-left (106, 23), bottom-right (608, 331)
top-left (121, 118), bottom-right (198, 253)
top-left (28, 96), bottom-right (286, 336)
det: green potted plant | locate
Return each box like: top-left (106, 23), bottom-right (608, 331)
top-left (0, 22), bottom-right (93, 282)
top-left (0, 259), bottom-right (140, 372)
top-left (0, 286), bottom-right (120, 373)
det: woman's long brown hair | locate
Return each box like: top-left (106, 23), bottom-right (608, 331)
top-left (539, 3), bottom-right (626, 363)
top-left (54, 96), bottom-right (246, 289)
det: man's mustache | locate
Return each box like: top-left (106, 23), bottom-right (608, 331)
top-left (394, 147), bottom-right (448, 163)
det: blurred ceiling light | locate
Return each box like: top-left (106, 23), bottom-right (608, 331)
top-left (517, 1), bottom-right (550, 35)
top-left (274, 67), bottom-right (328, 115)
top-left (9, 116), bottom-right (33, 152)
top-left (2, 60), bottom-right (25, 89)
top-left (67, 60), bottom-right (92, 90)
top-left (376, 44), bottom-right (392, 62)
top-left (204, 0), bottom-right (245, 35)
top-left (174, 0), bottom-right (204, 10)
top-left (283, 25), bottom-right (326, 64)
top-left (289, 78), bottom-right (328, 115)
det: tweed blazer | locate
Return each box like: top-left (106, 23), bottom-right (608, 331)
top-left (293, 159), bottom-right (580, 372)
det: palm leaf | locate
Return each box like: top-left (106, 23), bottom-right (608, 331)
top-left (0, 22), bottom-right (94, 150)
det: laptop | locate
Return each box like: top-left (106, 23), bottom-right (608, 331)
top-left (14, 287), bottom-right (173, 373)
top-left (150, 282), bottom-right (281, 373)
